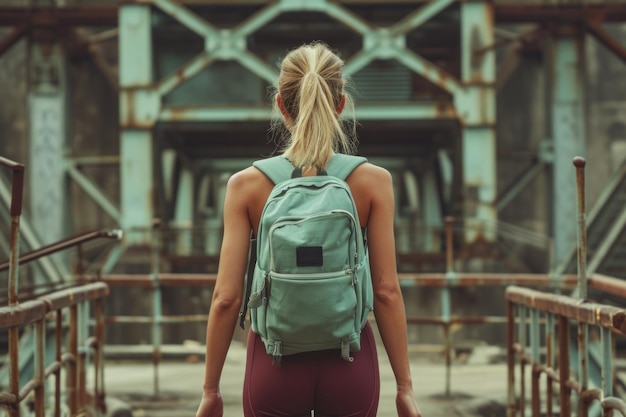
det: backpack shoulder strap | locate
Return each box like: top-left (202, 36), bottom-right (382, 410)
top-left (326, 153), bottom-right (368, 180)
top-left (253, 156), bottom-right (293, 184)
top-left (253, 153), bottom-right (368, 184)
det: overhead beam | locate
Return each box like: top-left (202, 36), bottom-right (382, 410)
top-left (0, 22), bottom-right (28, 56)
top-left (0, 7), bottom-right (118, 26)
top-left (2, 3), bottom-right (626, 28)
top-left (586, 23), bottom-right (626, 64)
top-left (493, 4), bottom-right (626, 24)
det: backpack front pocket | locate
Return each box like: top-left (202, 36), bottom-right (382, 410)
top-left (265, 271), bottom-right (357, 347)
top-left (268, 211), bottom-right (358, 274)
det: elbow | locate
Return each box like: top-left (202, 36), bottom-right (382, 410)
top-left (211, 293), bottom-right (242, 315)
top-left (373, 286), bottom-right (403, 308)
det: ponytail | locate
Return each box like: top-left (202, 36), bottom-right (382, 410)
top-left (274, 42), bottom-right (356, 169)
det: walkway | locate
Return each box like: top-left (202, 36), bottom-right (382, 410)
top-left (102, 343), bottom-right (509, 417)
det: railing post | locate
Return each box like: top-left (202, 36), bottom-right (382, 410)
top-left (530, 310), bottom-right (541, 417)
top-left (573, 156), bottom-right (589, 417)
top-left (68, 304), bottom-right (78, 415)
top-left (573, 156), bottom-right (587, 301)
top-left (558, 315), bottom-right (572, 417)
top-left (545, 314), bottom-right (556, 417)
top-left (151, 219), bottom-right (163, 397)
top-left (442, 216), bottom-right (455, 397)
top-left (506, 299), bottom-right (516, 417)
top-left (77, 302), bottom-right (88, 413)
top-left (0, 157), bottom-right (25, 417)
top-left (55, 311), bottom-right (62, 417)
top-left (94, 298), bottom-right (106, 413)
top-left (34, 320), bottom-right (45, 417)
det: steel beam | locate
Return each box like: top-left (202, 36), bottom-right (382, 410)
top-left (119, 4), bottom-right (156, 242)
top-left (459, 0), bottom-right (497, 242)
top-left (2, 2), bottom-right (626, 28)
top-left (550, 26), bottom-right (586, 266)
top-left (0, 7), bottom-right (118, 26)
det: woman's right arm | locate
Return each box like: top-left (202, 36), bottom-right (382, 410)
top-left (361, 166), bottom-right (422, 417)
top-left (196, 171), bottom-right (254, 417)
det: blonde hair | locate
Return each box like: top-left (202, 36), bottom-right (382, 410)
top-left (274, 42), bottom-right (356, 169)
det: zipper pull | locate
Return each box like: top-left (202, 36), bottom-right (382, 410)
top-left (347, 269), bottom-right (357, 284)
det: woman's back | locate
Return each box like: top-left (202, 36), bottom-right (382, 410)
top-left (230, 161), bottom-right (390, 235)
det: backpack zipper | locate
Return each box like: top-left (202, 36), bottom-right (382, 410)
top-left (270, 269), bottom-right (353, 280)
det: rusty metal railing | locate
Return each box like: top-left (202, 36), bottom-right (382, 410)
top-left (0, 282), bottom-right (109, 417)
top-left (0, 155), bottom-right (121, 417)
top-left (93, 214), bottom-right (626, 401)
top-left (506, 157), bottom-right (626, 417)
top-left (506, 285), bottom-right (626, 417)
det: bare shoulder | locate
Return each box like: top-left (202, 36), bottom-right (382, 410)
top-left (226, 166), bottom-right (275, 221)
top-left (227, 166), bottom-right (271, 192)
top-left (347, 162), bottom-right (393, 191)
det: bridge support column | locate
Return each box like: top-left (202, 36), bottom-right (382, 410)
top-left (549, 26), bottom-right (587, 266)
top-left (119, 4), bottom-right (158, 245)
top-left (458, 0), bottom-right (497, 243)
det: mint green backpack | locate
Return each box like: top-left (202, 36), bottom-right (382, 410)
top-left (244, 154), bottom-right (374, 365)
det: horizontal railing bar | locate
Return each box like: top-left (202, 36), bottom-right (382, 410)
top-left (506, 285), bottom-right (626, 334)
top-left (92, 272), bottom-right (584, 288)
top-left (0, 282), bottom-right (109, 328)
top-left (106, 314), bottom-right (209, 324)
top-left (0, 229), bottom-right (122, 272)
top-left (406, 316), bottom-right (507, 325)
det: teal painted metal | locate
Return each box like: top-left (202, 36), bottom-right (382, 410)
top-left (551, 28), bottom-right (586, 266)
top-left (115, 0), bottom-right (501, 249)
top-left (120, 130), bottom-right (155, 241)
top-left (28, 40), bottom-right (69, 281)
top-left (153, 0), bottom-right (219, 39)
top-left (157, 51), bottom-right (216, 98)
top-left (459, 1), bottom-right (497, 242)
top-left (587, 193), bottom-right (626, 275)
top-left (143, 0), bottom-right (463, 124)
top-left (151, 226), bottom-right (163, 396)
top-left (421, 162), bottom-right (444, 251)
top-left (174, 168), bottom-right (194, 255)
top-left (390, 0), bottom-right (455, 37)
top-left (496, 160), bottom-right (547, 212)
top-left (462, 129), bottom-right (497, 241)
top-left (119, 4), bottom-right (156, 241)
top-left (66, 162), bottom-right (121, 222)
top-left (601, 327), bottom-right (613, 397)
top-left (159, 103), bottom-right (456, 122)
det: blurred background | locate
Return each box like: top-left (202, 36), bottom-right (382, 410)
top-left (0, 0), bottom-right (625, 356)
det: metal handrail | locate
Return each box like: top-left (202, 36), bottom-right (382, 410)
top-left (506, 285), bottom-right (626, 417)
top-left (0, 282), bottom-right (109, 417)
top-left (0, 154), bottom-right (120, 417)
top-left (0, 229), bottom-right (123, 273)
top-left (506, 157), bottom-right (626, 417)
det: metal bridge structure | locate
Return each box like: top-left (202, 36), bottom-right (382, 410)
top-left (0, 0), bottom-right (626, 416)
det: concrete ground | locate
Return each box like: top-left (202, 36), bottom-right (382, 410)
top-left (101, 342), bottom-right (510, 417)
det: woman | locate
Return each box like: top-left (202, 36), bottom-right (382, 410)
top-left (196, 42), bottom-right (422, 417)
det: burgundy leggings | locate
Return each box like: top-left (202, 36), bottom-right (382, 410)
top-left (243, 322), bottom-right (380, 417)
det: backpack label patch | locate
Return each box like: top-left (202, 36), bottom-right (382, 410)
top-left (296, 246), bottom-right (323, 267)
